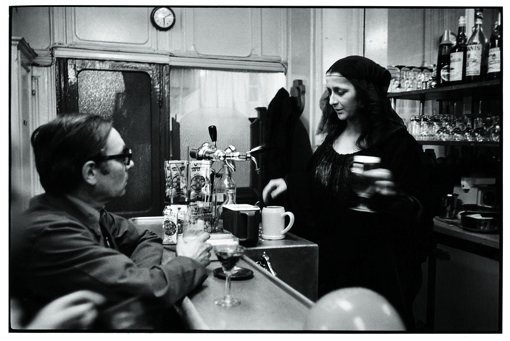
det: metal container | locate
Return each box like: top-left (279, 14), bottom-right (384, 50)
top-left (460, 211), bottom-right (499, 233)
top-left (440, 193), bottom-right (459, 219)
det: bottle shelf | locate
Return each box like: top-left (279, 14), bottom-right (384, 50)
top-left (417, 140), bottom-right (500, 147)
top-left (388, 79), bottom-right (501, 101)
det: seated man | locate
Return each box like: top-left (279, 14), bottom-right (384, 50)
top-left (15, 113), bottom-right (211, 328)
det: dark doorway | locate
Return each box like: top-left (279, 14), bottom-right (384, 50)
top-left (56, 59), bottom-right (170, 218)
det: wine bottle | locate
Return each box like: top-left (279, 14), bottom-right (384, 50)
top-left (436, 29), bottom-right (454, 86)
top-left (466, 8), bottom-right (488, 81)
top-left (487, 13), bottom-right (502, 79)
top-left (449, 16), bottom-right (467, 84)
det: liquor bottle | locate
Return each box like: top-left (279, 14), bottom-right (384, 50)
top-left (466, 8), bottom-right (488, 81)
top-left (429, 64), bottom-right (438, 88)
top-left (449, 16), bottom-right (467, 84)
top-left (213, 161), bottom-right (236, 231)
top-left (436, 29), bottom-right (454, 86)
top-left (487, 13), bottom-right (502, 79)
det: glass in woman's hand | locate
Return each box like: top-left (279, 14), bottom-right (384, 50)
top-left (349, 156), bottom-right (381, 213)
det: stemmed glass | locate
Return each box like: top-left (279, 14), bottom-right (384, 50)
top-left (436, 115), bottom-right (452, 141)
top-left (489, 116), bottom-right (501, 142)
top-left (214, 244), bottom-right (245, 307)
top-left (350, 155), bottom-right (381, 213)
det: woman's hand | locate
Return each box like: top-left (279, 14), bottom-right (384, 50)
top-left (262, 178), bottom-right (288, 203)
top-left (26, 290), bottom-right (106, 330)
top-left (365, 168), bottom-right (422, 225)
top-left (363, 168), bottom-right (397, 196)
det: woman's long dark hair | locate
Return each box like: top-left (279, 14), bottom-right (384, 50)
top-left (318, 56), bottom-right (405, 149)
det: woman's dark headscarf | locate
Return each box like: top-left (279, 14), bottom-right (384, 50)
top-left (317, 55), bottom-right (405, 148)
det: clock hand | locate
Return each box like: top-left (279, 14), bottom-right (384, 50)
top-left (164, 14), bottom-right (171, 25)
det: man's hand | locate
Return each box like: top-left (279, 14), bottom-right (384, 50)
top-left (27, 290), bottom-right (106, 330)
top-left (176, 232), bottom-right (212, 267)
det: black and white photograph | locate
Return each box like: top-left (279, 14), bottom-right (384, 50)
top-left (5, 1), bottom-right (506, 335)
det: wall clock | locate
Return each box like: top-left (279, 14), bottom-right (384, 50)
top-left (150, 7), bottom-right (176, 31)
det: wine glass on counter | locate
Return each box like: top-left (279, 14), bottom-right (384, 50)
top-left (214, 244), bottom-right (245, 307)
top-left (350, 155), bottom-right (381, 213)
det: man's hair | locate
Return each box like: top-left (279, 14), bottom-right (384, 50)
top-left (31, 113), bottom-right (113, 195)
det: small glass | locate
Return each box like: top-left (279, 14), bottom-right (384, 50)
top-left (401, 67), bottom-right (411, 91)
top-left (473, 117), bottom-right (487, 142)
top-left (419, 116), bottom-right (430, 140)
top-left (387, 65), bottom-right (401, 93)
top-left (408, 115), bottom-right (420, 137)
top-left (350, 155), bottom-right (381, 213)
top-left (394, 65), bottom-right (406, 92)
top-left (488, 116), bottom-right (501, 142)
top-left (181, 204), bottom-right (205, 242)
top-left (463, 116), bottom-right (475, 142)
top-left (214, 244), bottom-right (245, 307)
top-left (451, 117), bottom-right (466, 141)
top-left (436, 115), bottom-right (451, 141)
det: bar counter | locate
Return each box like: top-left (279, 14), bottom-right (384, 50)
top-left (134, 217), bottom-right (315, 330)
top-left (174, 255), bottom-right (314, 330)
top-left (433, 217), bottom-right (500, 250)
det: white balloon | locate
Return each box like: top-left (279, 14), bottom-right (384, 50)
top-left (304, 287), bottom-right (405, 331)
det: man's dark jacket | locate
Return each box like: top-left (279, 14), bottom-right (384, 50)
top-left (15, 193), bottom-right (207, 313)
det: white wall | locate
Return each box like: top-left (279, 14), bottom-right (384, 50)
top-left (12, 7), bottom-right (492, 159)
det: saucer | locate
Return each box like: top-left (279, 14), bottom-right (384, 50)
top-left (261, 234), bottom-right (285, 240)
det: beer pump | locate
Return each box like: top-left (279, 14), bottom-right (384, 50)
top-left (189, 125), bottom-right (264, 174)
top-left (189, 126), bottom-right (265, 232)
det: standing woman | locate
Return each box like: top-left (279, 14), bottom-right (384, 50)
top-left (263, 56), bottom-right (434, 329)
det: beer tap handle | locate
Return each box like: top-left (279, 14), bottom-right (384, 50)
top-left (226, 159), bottom-right (236, 173)
top-left (208, 125), bottom-right (217, 148)
top-left (247, 145), bottom-right (266, 155)
top-left (246, 145), bottom-right (264, 174)
top-left (250, 156), bottom-right (260, 174)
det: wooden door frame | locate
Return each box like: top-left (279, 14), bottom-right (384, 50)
top-left (55, 58), bottom-right (170, 217)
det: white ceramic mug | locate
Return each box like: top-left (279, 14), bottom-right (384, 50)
top-left (261, 206), bottom-right (295, 240)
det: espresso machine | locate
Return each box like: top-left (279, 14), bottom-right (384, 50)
top-left (453, 176), bottom-right (497, 207)
top-left (452, 176), bottom-right (499, 233)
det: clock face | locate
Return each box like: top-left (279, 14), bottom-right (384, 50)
top-left (151, 7), bottom-right (175, 31)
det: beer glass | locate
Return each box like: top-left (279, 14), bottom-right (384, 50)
top-left (350, 155), bottom-right (381, 213)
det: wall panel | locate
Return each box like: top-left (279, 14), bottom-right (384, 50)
top-left (261, 8), bottom-right (285, 58)
top-left (192, 8), bottom-right (253, 57)
top-left (73, 7), bottom-right (150, 45)
top-left (68, 7), bottom-right (155, 51)
top-left (11, 7), bottom-right (52, 50)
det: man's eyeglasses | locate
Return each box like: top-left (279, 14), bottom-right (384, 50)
top-left (93, 148), bottom-right (133, 166)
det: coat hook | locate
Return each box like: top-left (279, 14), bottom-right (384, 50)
top-left (290, 79), bottom-right (305, 114)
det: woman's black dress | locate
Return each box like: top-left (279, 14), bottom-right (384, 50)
top-left (287, 128), bottom-right (433, 329)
